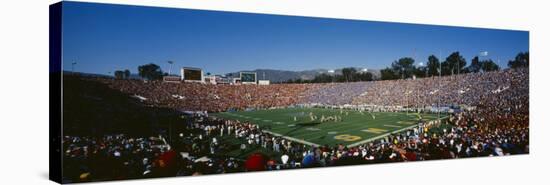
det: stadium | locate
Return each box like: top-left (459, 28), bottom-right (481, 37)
top-left (62, 63), bottom-right (529, 182)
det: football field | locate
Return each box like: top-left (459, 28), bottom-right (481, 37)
top-left (211, 108), bottom-right (444, 147)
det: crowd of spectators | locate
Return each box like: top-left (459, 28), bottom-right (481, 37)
top-left (305, 82), bottom-right (369, 105)
top-left (352, 68), bottom-right (528, 108)
top-left (62, 134), bottom-right (174, 182)
top-left (94, 79), bottom-right (318, 112)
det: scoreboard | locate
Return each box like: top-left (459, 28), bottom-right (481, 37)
top-left (181, 67), bottom-right (204, 82)
top-left (240, 72), bottom-right (257, 84)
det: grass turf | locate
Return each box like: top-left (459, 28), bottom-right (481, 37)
top-left (211, 107), bottom-right (443, 147)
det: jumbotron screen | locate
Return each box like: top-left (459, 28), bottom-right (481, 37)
top-left (240, 72), bottom-right (256, 82)
top-left (184, 69), bottom-right (202, 81)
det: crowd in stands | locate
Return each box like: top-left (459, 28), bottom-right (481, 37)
top-left (352, 68), bottom-right (528, 108)
top-left (65, 68), bottom-right (528, 182)
top-left (94, 79), bottom-right (318, 112)
top-left (305, 82), bottom-right (369, 105)
top-left (62, 134), bottom-right (174, 182)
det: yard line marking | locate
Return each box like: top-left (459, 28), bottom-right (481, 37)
top-left (281, 122), bottom-right (364, 137)
top-left (306, 128), bottom-right (321, 131)
top-left (287, 124), bottom-right (296, 127)
top-left (274, 122), bottom-right (284, 125)
top-left (298, 121), bottom-right (389, 141)
top-left (361, 128), bottom-right (388, 134)
top-left (396, 121), bottom-right (414, 125)
top-left (384, 124), bottom-right (401, 128)
top-left (262, 130), bottom-right (321, 147)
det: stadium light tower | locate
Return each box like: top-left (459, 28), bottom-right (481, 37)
top-left (479, 51), bottom-right (488, 59)
top-left (478, 51), bottom-right (489, 72)
top-left (416, 62), bottom-right (425, 111)
top-left (361, 68), bottom-right (368, 81)
top-left (456, 53), bottom-right (460, 76)
top-left (405, 90), bottom-right (409, 115)
top-left (328, 69), bottom-right (335, 83)
top-left (455, 50), bottom-right (462, 107)
top-left (402, 66), bottom-right (407, 115)
top-left (438, 50), bottom-right (442, 121)
top-left (418, 62), bottom-right (427, 77)
top-left (71, 62), bottom-right (77, 73)
top-left (167, 61), bottom-right (174, 75)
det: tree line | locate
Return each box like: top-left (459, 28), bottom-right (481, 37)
top-left (113, 69), bottom-right (131, 79)
top-left (286, 51), bottom-right (528, 83)
top-left (379, 51), bottom-right (528, 80)
top-left (114, 63), bottom-right (166, 80)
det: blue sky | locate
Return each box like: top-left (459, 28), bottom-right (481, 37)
top-left (62, 1), bottom-right (529, 75)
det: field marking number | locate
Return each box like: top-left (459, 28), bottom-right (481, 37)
top-left (334, 134), bottom-right (362, 142)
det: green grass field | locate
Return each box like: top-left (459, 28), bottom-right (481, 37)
top-left (211, 108), bottom-right (443, 147)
